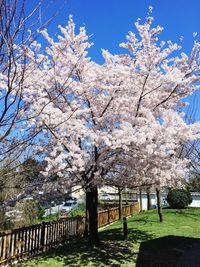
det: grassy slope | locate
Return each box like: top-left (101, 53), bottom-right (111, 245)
top-left (13, 208), bottom-right (200, 267)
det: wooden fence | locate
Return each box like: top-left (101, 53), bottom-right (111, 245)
top-left (98, 203), bottom-right (139, 227)
top-left (0, 202), bottom-right (139, 266)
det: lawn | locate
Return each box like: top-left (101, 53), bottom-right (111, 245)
top-left (13, 208), bottom-right (200, 267)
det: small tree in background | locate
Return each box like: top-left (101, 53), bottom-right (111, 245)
top-left (0, 193), bottom-right (8, 230)
top-left (14, 200), bottom-right (44, 227)
top-left (187, 175), bottom-right (200, 192)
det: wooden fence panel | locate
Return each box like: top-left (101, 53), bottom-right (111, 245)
top-left (98, 207), bottom-right (120, 227)
top-left (131, 202), bottom-right (140, 214)
top-left (98, 210), bottom-right (108, 227)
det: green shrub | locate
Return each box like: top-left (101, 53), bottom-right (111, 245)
top-left (43, 213), bottom-right (59, 222)
top-left (0, 208), bottom-right (12, 230)
top-left (69, 203), bottom-right (86, 217)
top-left (167, 189), bottom-right (192, 209)
top-left (37, 203), bottom-right (45, 220)
top-left (0, 193), bottom-right (14, 230)
top-left (15, 200), bottom-right (46, 227)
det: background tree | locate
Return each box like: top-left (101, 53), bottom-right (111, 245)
top-left (187, 174), bottom-right (200, 192)
top-left (0, 0), bottom-right (67, 201)
top-left (0, 0), bottom-right (40, 166)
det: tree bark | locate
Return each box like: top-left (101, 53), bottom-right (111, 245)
top-left (139, 189), bottom-right (143, 212)
top-left (86, 185), bottom-right (99, 243)
top-left (156, 188), bottom-right (163, 222)
top-left (147, 188), bottom-right (151, 210)
top-left (118, 187), bottom-right (123, 220)
top-left (84, 191), bottom-right (89, 237)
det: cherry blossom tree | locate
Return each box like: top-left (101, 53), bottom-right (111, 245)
top-left (14, 9), bottom-right (200, 242)
top-left (103, 123), bottom-right (192, 222)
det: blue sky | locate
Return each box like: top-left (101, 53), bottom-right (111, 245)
top-left (38, 0), bottom-right (200, 63)
top-left (27, 0), bottom-right (200, 120)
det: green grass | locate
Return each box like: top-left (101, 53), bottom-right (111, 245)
top-left (13, 208), bottom-right (200, 267)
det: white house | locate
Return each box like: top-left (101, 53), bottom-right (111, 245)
top-left (137, 191), bottom-right (200, 210)
top-left (189, 192), bottom-right (200, 207)
top-left (71, 185), bottom-right (119, 200)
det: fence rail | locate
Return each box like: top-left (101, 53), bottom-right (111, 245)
top-left (0, 202), bottom-right (139, 266)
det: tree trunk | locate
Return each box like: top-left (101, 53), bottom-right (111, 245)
top-left (139, 189), bottom-right (143, 212)
top-left (147, 188), bottom-right (151, 210)
top-left (84, 191), bottom-right (89, 237)
top-left (156, 188), bottom-right (163, 222)
top-left (86, 185), bottom-right (99, 243)
top-left (118, 187), bottom-right (123, 220)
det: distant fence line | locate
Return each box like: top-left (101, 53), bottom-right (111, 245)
top-left (0, 203), bottom-right (140, 266)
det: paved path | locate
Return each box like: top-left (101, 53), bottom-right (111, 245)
top-left (176, 241), bottom-right (200, 267)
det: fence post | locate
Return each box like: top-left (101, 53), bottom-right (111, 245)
top-left (76, 216), bottom-right (83, 236)
top-left (40, 222), bottom-right (46, 252)
top-left (123, 217), bottom-right (128, 240)
top-left (108, 209), bottom-right (110, 224)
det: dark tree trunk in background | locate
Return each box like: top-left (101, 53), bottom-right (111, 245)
top-left (156, 188), bottom-right (163, 222)
top-left (139, 189), bottom-right (143, 212)
top-left (86, 185), bottom-right (99, 243)
top-left (147, 188), bottom-right (151, 210)
top-left (84, 191), bottom-right (89, 237)
top-left (118, 187), bottom-right (123, 220)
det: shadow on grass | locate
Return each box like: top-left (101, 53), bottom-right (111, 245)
top-left (15, 228), bottom-right (154, 267)
top-left (136, 235), bottom-right (200, 267)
